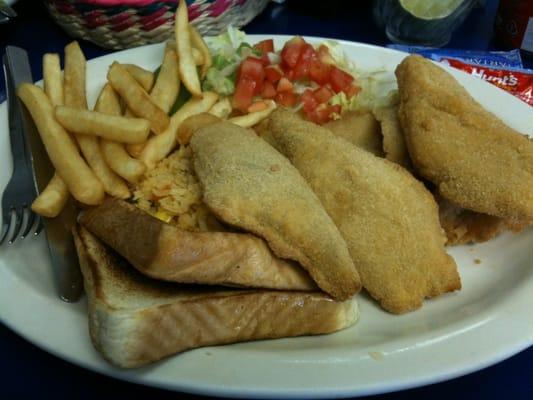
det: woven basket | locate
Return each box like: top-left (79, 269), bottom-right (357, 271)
top-left (44, 0), bottom-right (269, 50)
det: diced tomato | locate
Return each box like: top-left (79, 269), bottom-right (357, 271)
top-left (261, 81), bottom-right (277, 99)
top-left (344, 83), bottom-right (361, 98)
top-left (237, 57), bottom-right (266, 96)
top-left (277, 77), bottom-right (293, 93)
top-left (254, 39), bottom-right (274, 54)
top-left (309, 58), bottom-right (330, 85)
top-left (265, 65), bottom-right (284, 83)
top-left (329, 66), bottom-right (354, 93)
top-left (275, 91), bottom-right (298, 107)
top-left (301, 89), bottom-right (318, 113)
top-left (313, 86), bottom-right (334, 104)
top-left (259, 53), bottom-right (271, 66)
top-left (238, 57), bottom-right (265, 83)
top-left (280, 36), bottom-right (305, 68)
top-left (307, 104), bottom-right (341, 124)
top-left (233, 76), bottom-right (256, 113)
top-left (280, 62), bottom-right (298, 80)
top-left (292, 43), bottom-right (316, 80)
top-left (329, 104), bottom-right (341, 115)
top-left (317, 45), bottom-right (335, 65)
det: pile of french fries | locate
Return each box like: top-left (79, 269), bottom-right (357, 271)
top-left (16, 0), bottom-right (276, 218)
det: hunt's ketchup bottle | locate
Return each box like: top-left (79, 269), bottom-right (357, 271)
top-left (494, 0), bottom-right (533, 59)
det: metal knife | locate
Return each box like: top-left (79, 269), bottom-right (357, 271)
top-left (5, 46), bottom-right (83, 302)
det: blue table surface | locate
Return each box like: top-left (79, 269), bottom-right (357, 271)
top-left (1, 0), bottom-right (532, 398)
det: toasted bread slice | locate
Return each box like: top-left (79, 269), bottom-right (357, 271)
top-left (80, 199), bottom-right (316, 291)
top-left (74, 226), bottom-right (359, 368)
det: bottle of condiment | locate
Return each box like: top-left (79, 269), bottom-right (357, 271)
top-left (494, 0), bottom-right (533, 59)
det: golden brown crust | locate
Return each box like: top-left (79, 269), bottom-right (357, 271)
top-left (264, 109), bottom-right (460, 314)
top-left (190, 122), bottom-right (361, 300)
top-left (372, 105), bottom-right (411, 169)
top-left (80, 199), bottom-right (317, 291)
top-left (324, 111), bottom-right (383, 156)
top-left (396, 55), bottom-right (533, 222)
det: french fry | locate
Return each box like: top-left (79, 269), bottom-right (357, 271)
top-left (17, 84), bottom-right (104, 205)
top-left (31, 174), bottom-right (69, 218)
top-left (34, 53), bottom-right (70, 217)
top-left (64, 42), bottom-right (128, 198)
top-left (228, 100), bottom-right (277, 128)
top-left (94, 83), bottom-right (122, 116)
top-left (125, 102), bottom-right (148, 156)
top-left (64, 84), bottom-right (129, 199)
top-left (64, 41), bottom-right (87, 109)
top-left (208, 97), bottom-right (232, 119)
top-left (124, 108), bottom-right (135, 118)
top-left (96, 84), bottom-right (147, 183)
top-left (167, 38), bottom-right (203, 66)
top-left (177, 113), bottom-right (221, 145)
top-left (192, 47), bottom-right (204, 66)
top-left (175, 0), bottom-right (202, 97)
top-left (43, 53), bottom-right (63, 106)
top-left (64, 41), bottom-right (127, 202)
top-left (150, 48), bottom-right (180, 113)
top-left (77, 133), bottom-right (130, 198)
top-left (107, 62), bottom-right (170, 134)
top-left (140, 91), bottom-right (218, 169)
top-left (126, 142), bottom-right (147, 158)
top-left (55, 106), bottom-right (151, 144)
top-left (189, 25), bottom-right (212, 78)
top-left (122, 64), bottom-right (154, 92)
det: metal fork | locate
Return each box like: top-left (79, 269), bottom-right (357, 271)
top-left (0, 52), bottom-right (41, 245)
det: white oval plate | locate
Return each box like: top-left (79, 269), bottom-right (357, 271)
top-left (1, 36), bottom-right (532, 399)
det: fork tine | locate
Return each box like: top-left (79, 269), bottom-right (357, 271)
top-left (34, 216), bottom-right (43, 236)
top-left (1, 209), bottom-right (14, 245)
top-left (21, 207), bottom-right (35, 238)
top-left (8, 207), bottom-right (23, 244)
top-left (0, 220), bottom-right (9, 245)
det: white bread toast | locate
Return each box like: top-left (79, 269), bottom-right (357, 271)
top-left (73, 226), bottom-right (359, 368)
top-left (80, 199), bottom-right (316, 291)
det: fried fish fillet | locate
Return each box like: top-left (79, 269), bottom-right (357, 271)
top-left (263, 109), bottom-right (460, 314)
top-left (372, 105), bottom-right (411, 168)
top-left (396, 55), bottom-right (533, 222)
top-left (190, 121), bottom-right (361, 300)
top-left (324, 111), bottom-right (383, 156)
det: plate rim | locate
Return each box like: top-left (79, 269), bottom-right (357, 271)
top-left (0, 35), bottom-right (532, 399)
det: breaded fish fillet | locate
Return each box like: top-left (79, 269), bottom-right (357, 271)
top-left (190, 121), bottom-right (361, 300)
top-left (324, 111), bottom-right (383, 156)
top-left (396, 55), bottom-right (533, 222)
top-left (372, 105), bottom-right (411, 169)
top-left (263, 109), bottom-right (460, 314)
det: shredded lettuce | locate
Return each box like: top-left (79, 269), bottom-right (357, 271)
top-left (202, 26), bottom-right (257, 95)
top-left (203, 68), bottom-right (235, 95)
top-left (204, 25), bottom-right (247, 58)
top-left (330, 71), bottom-right (398, 113)
top-left (323, 40), bottom-right (398, 112)
top-left (322, 40), bottom-right (357, 75)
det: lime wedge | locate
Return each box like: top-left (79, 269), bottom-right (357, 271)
top-left (399, 0), bottom-right (465, 20)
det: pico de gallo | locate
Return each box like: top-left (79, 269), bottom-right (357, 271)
top-left (202, 28), bottom-right (396, 125)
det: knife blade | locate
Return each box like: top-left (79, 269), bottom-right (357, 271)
top-left (5, 46), bottom-right (83, 302)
